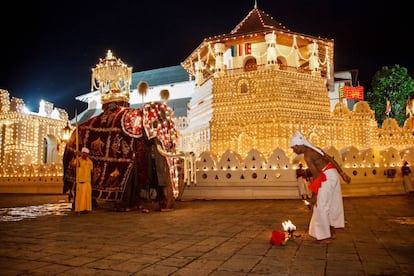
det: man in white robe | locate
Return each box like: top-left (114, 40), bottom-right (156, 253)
top-left (290, 131), bottom-right (351, 243)
top-left (401, 161), bottom-right (413, 193)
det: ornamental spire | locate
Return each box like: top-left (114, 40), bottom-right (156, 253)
top-left (91, 50), bottom-right (132, 104)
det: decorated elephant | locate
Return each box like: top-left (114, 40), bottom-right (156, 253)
top-left (62, 100), bottom-right (181, 211)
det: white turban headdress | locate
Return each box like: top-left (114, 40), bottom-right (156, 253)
top-left (81, 147), bottom-right (90, 154)
top-left (290, 130), bottom-right (324, 156)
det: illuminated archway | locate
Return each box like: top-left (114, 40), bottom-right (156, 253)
top-left (277, 56), bottom-right (288, 69)
top-left (43, 135), bottom-right (59, 164)
top-left (244, 57), bottom-right (257, 72)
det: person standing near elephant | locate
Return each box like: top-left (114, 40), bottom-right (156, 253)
top-left (290, 130), bottom-right (351, 243)
top-left (401, 161), bottom-right (413, 194)
top-left (75, 147), bottom-right (94, 214)
top-left (296, 163), bottom-right (311, 199)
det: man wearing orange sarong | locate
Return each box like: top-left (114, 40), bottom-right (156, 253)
top-left (75, 147), bottom-right (94, 214)
top-left (290, 131), bottom-right (351, 243)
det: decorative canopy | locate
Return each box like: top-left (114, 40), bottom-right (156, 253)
top-left (91, 50), bottom-right (132, 104)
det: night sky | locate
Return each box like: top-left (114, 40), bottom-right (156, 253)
top-left (0, 1), bottom-right (410, 118)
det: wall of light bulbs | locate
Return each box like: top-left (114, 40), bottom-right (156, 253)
top-left (0, 89), bottom-right (69, 181)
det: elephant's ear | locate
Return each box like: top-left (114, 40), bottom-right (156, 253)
top-left (121, 108), bottom-right (144, 138)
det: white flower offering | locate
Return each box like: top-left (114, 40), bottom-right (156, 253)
top-left (282, 220), bottom-right (296, 232)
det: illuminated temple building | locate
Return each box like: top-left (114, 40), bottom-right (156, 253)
top-left (0, 5), bottom-right (413, 197)
top-left (177, 7), bottom-right (413, 158)
top-left (75, 7), bottom-right (414, 159)
top-left (0, 89), bottom-right (69, 166)
top-left (72, 6), bottom-right (413, 199)
top-left (0, 89), bottom-right (70, 193)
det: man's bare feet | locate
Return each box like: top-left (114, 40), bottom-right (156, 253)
top-left (330, 226), bottom-right (337, 239)
top-left (315, 238), bottom-right (332, 244)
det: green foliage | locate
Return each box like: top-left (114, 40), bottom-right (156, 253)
top-left (366, 64), bottom-right (414, 126)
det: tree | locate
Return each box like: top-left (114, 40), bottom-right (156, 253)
top-left (366, 64), bottom-right (414, 126)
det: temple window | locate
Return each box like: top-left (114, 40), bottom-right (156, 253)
top-left (244, 58), bottom-right (257, 72)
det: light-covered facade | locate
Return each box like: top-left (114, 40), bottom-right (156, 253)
top-left (1, 6), bottom-right (413, 198)
top-left (0, 89), bottom-right (70, 193)
top-left (179, 7), bottom-right (414, 159)
top-left (0, 89), bottom-right (70, 167)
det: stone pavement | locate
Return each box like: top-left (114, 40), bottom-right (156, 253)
top-left (0, 194), bottom-right (413, 275)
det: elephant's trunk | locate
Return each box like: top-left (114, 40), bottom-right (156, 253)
top-left (156, 144), bottom-right (187, 159)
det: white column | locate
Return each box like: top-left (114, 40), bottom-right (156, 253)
top-left (214, 43), bottom-right (225, 77)
top-left (265, 32), bottom-right (278, 69)
top-left (308, 42), bottom-right (320, 75)
top-left (195, 61), bottom-right (204, 87)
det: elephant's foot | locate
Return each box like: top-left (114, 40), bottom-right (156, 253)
top-left (115, 207), bottom-right (131, 212)
top-left (157, 198), bottom-right (175, 211)
top-left (141, 208), bottom-right (150, 213)
top-left (162, 200), bottom-right (175, 211)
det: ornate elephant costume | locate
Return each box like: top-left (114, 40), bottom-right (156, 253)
top-left (63, 101), bottom-right (179, 210)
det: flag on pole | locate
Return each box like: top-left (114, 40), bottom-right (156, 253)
top-left (339, 86), bottom-right (344, 98)
top-left (385, 99), bottom-right (391, 116)
top-left (231, 45), bottom-right (236, 57)
top-left (245, 43), bottom-right (252, 55)
top-left (231, 43), bottom-right (252, 56)
top-left (238, 44), bottom-right (244, 56)
top-left (231, 45), bottom-right (242, 57)
top-left (343, 85), bottom-right (363, 100)
top-left (406, 98), bottom-right (413, 116)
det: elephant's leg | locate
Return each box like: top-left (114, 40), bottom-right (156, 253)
top-left (117, 161), bottom-right (141, 211)
top-left (164, 183), bottom-right (175, 210)
top-left (154, 185), bottom-right (174, 211)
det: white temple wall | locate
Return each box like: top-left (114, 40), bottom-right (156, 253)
top-left (180, 146), bottom-right (411, 200)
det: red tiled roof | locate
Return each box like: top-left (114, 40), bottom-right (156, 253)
top-left (230, 8), bottom-right (289, 35)
top-left (182, 7), bottom-right (332, 71)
